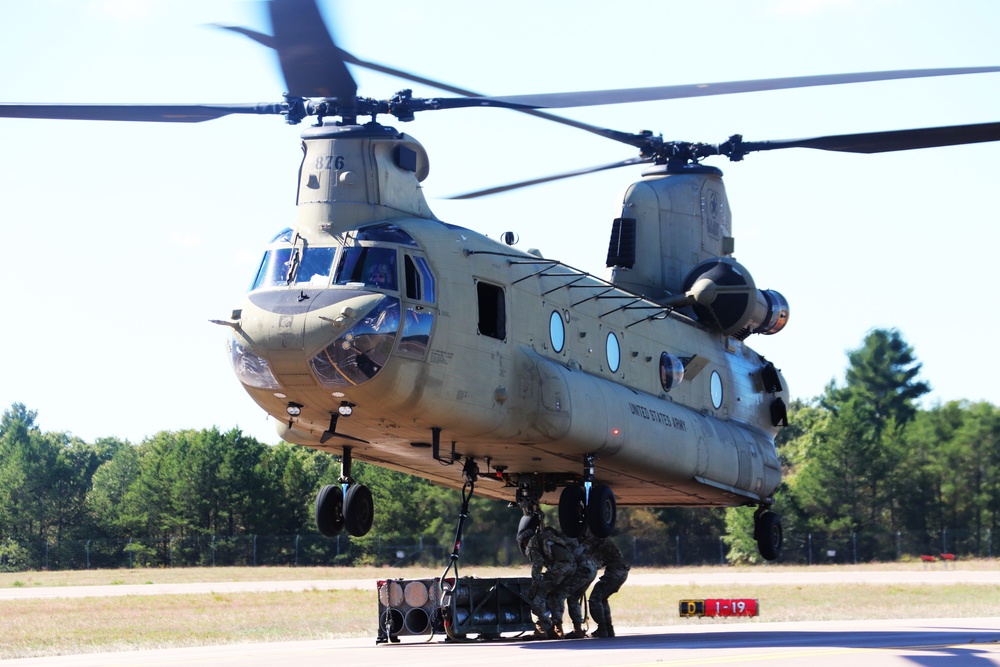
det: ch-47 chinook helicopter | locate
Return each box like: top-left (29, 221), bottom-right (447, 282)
top-left (5, 0), bottom-right (1000, 562)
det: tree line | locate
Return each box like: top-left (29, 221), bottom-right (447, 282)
top-left (1, 328), bottom-right (997, 571)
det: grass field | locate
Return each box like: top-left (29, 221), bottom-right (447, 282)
top-left (1, 562), bottom-right (998, 659)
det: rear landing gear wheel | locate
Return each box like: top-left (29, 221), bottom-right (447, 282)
top-left (754, 510), bottom-right (782, 561)
top-left (344, 483), bottom-right (374, 537)
top-left (315, 484), bottom-right (344, 537)
top-left (587, 484), bottom-right (616, 537)
top-left (558, 485), bottom-right (587, 538)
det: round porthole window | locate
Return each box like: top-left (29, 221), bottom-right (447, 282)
top-left (549, 310), bottom-right (565, 353)
top-left (659, 352), bottom-right (685, 392)
top-left (710, 370), bottom-right (724, 409)
top-left (606, 332), bottom-right (620, 373)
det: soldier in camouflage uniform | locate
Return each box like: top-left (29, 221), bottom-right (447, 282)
top-left (584, 535), bottom-right (629, 637)
top-left (518, 522), bottom-right (577, 639)
top-left (561, 536), bottom-right (598, 638)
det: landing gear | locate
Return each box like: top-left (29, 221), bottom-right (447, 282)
top-left (344, 483), bottom-right (374, 536)
top-left (314, 446), bottom-right (374, 538)
top-left (557, 484), bottom-right (585, 537)
top-left (753, 506), bottom-right (782, 561)
top-left (587, 483), bottom-right (616, 537)
top-left (315, 484), bottom-right (344, 537)
top-left (557, 455), bottom-right (617, 538)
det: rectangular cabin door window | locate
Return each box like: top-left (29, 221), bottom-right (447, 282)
top-left (476, 281), bottom-right (506, 341)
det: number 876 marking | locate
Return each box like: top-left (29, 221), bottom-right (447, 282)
top-left (316, 155), bottom-right (345, 170)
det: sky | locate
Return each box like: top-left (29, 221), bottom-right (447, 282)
top-left (1, 0), bottom-right (998, 445)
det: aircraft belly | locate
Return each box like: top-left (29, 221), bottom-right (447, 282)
top-left (522, 353), bottom-right (780, 502)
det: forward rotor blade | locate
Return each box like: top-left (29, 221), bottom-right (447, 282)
top-left (335, 48), bottom-right (638, 145)
top-left (446, 157), bottom-right (650, 199)
top-left (431, 67), bottom-right (1000, 111)
top-left (738, 121), bottom-right (1000, 155)
top-left (268, 0), bottom-right (355, 100)
top-left (0, 103), bottom-right (284, 123)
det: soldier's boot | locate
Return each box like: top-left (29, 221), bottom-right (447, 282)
top-left (548, 624), bottom-right (564, 640)
top-left (533, 621), bottom-right (552, 639)
top-left (590, 625), bottom-right (609, 638)
top-left (606, 614), bottom-right (616, 638)
top-left (565, 622), bottom-right (587, 639)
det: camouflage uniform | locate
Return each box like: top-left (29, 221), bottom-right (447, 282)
top-left (562, 538), bottom-right (598, 638)
top-left (585, 536), bottom-right (629, 637)
top-left (521, 525), bottom-right (577, 638)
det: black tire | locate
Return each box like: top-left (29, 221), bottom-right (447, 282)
top-left (558, 485), bottom-right (587, 538)
top-left (587, 484), bottom-right (617, 537)
top-left (755, 511), bottom-right (782, 561)
top-left (315, 484), bottom-right (344, 537)
top-left (344, 483), bottom-right (375, 537)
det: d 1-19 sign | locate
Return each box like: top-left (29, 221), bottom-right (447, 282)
top-left (679, 599), bottom-right (759, 618)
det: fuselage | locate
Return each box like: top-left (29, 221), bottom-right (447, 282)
top-left (224, 122), bottom-right (787, 509)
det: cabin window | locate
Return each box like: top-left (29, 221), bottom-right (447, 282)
top-left (606, 332), bottom-right (621, 373)
top-left (549, 310), bottom-right (565, 353)
top-left (404, 255), bottom-right (436, 303)
top-left (710, 370), bottom-right (724, 409)
top-left (477, 281), bottom-right (506, 341)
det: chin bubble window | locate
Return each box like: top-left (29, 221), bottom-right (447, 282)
top-left (310, 297), bottom-right (400, 388)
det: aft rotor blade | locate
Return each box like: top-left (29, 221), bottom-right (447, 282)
top-left (447, 157), bottom-right (650, 199)
top-left (0, 103), bottom-right (284, 123)
top-left (432, 67), bottom-right (1000, 111)
top-left (738, 121), bottom-right (1000, 155)
top-left (268, 0), bottom-right (356, 100)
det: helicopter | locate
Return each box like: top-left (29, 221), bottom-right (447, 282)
top-left (4, 0), bottom-right (1000, 561)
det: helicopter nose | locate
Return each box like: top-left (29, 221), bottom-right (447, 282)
top-left (231, 290), bottom-right (395, 391)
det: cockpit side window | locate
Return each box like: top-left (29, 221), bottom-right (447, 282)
top-left (334, 246), bottom-right (398, 291)
top-left (404, 255), bottom-right (436, 303)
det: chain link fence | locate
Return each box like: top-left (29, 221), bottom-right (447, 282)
top-left (2, 528), bottom-right (994, 572)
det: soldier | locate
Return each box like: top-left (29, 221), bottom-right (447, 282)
top-left (518, 519), bottom-right (577, 639)
top-left (561, 536), bottom-right (598, 638)
top-left (585, 535), bottom-right (629, 637)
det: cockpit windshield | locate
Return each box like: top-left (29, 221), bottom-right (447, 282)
top-left (333, 247), bottom-right (398, 291)
top-left (249, 247), bottom-right (294, 291)
top-left (249, 229), bottom-right (340, 292)
top-left (249, 224), bottom-right (413, 293)
top-left (294, 247), bottom-right (337, 286)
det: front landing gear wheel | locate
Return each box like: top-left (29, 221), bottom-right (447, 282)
top-left (559, 485), bottom-right (587, 538)
top-left (587, 484), bottom-right (616, 537)
top-left (754, 510), bottom-right (782, 561)
top-left (315, 484), bottom-right (344, 537)
top-left (344, 483), bottom-right (374, 537)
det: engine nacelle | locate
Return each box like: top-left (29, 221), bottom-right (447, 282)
top-left (682, 258), bottom-right (789, 339)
